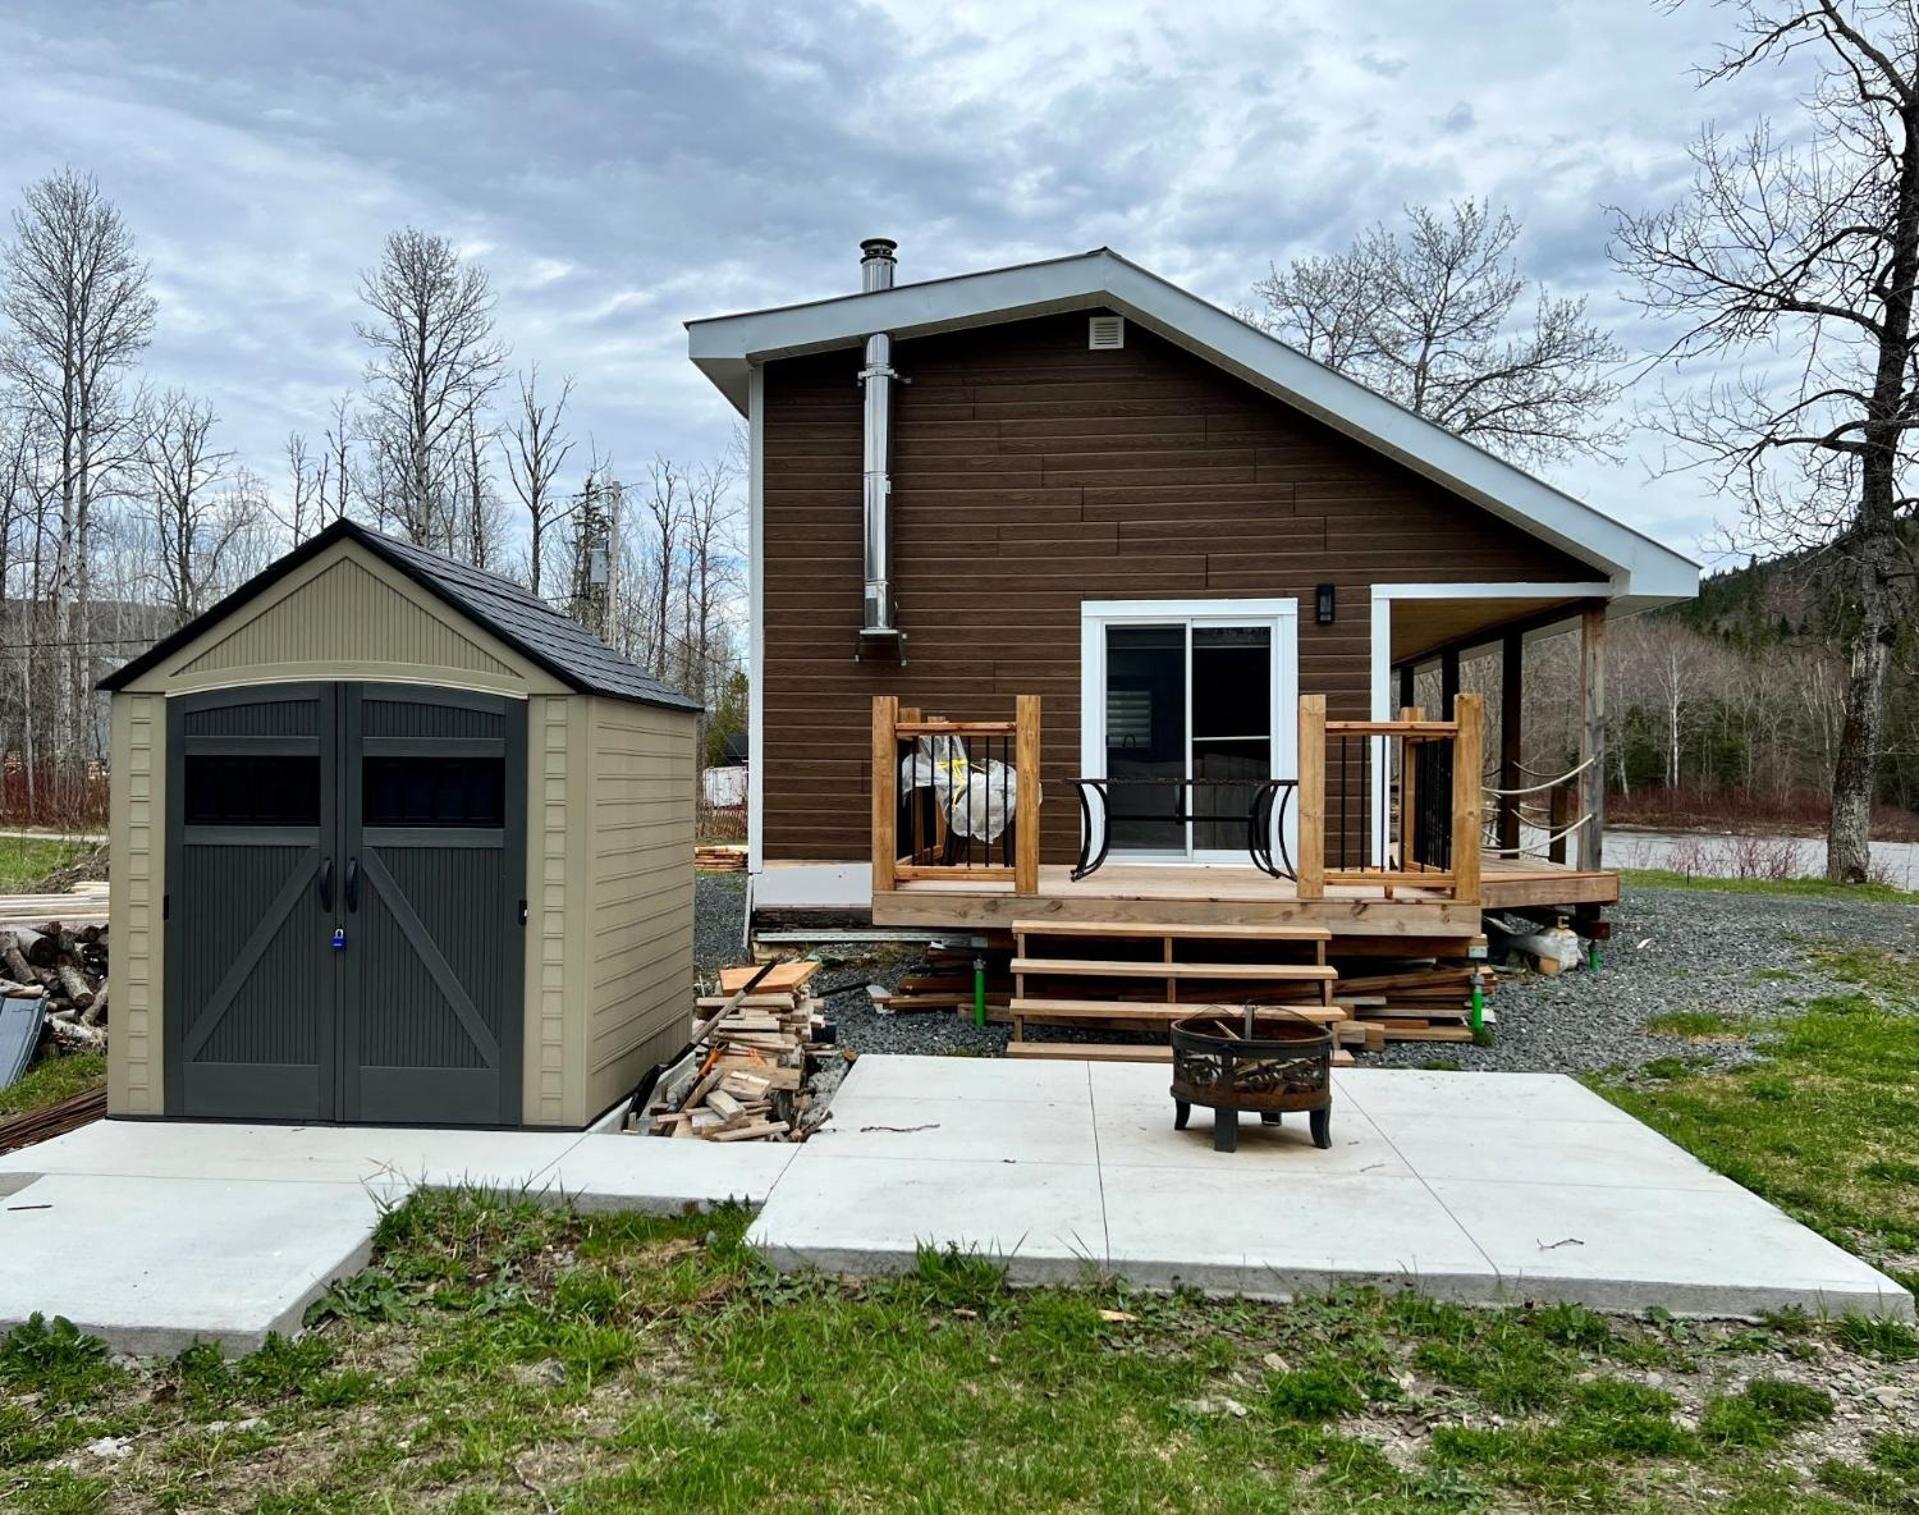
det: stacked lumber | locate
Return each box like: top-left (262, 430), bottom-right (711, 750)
top-left (0, 881), bottom-right (108, 928)
top-left (0, 1085), bottom-right (107, 1156)
top-left (2, 921), bottom-right (108, 1053)
top-left (639, 960), bottom-right (830, 1141)
top-left (694, 845), bottom-right (747, 872)
top-left (1333, 962), bottom-right (1494, 1043)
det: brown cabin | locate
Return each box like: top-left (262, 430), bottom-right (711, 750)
top-left (687, 242), bottom-right (1697, 968)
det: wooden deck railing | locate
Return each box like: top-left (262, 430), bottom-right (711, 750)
top-left (872, 695), bottom-right (1041, 895)
top-left (1296, 692), bottom-right (1484, 905)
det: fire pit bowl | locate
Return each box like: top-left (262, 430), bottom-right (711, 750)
top-left (1169, 1012), bottom-right (1333, 1152)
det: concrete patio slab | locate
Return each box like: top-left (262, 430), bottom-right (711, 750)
top-left (749, 1152), bottom-right (1108, 1283)
top-left (1428, 1177), bottom-right (1911, 1317)
top-left (1101, 1169), bottom-right (1494, 1300)
top-left (0, 1173), bottom-right (382, 1355)
top-left (535, 1133), bottom-right (799, 1213)
top-left (747, 1056), bottom-right (1916, 1320)
top-left (812, 1092), bottom-right (1101, 1166)
top-left (0, 1118), bottom-right (589, 1192)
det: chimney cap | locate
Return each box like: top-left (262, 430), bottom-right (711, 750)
top-left (860, 237), bottom-right (898, 259)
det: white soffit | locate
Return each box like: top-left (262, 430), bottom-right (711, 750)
top-left (686, 248), bottom-right (1699, 609)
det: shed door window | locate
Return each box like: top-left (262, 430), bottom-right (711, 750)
top-left (362, 756), bottom-right (506, 828)
top-left (182, 754), bottom-right (322, 827)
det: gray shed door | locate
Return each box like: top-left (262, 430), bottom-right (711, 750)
top-left (165, 683), bottom-right (525, 1126)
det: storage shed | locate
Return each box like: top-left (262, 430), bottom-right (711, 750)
top-left (97, 520), bottom-right (702, 1130)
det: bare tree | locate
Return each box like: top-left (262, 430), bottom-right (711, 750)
top-left (142, 390), bottom-right (238, 623)
top-left (281, 431), bottom-right (324, 545)
top-left (354, 228), bottom-right (506, 548)
top-left (0, 168), bottom-right (156, 771)
top-left (640, 456), bottom-right (683, 681)
top-left (1250, 199), bottom-right (1625, 465)
top-left (1611, 1), bottom-right (1919, 882)
top-left (322, 393), bottom-right (356, 526)
top-left (502, 365), bottom-right (575, 595)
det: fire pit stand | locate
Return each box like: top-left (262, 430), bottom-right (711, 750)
top-left (1169, 1011), bottom-right (1333, 1153)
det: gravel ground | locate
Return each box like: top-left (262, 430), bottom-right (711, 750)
top-left (693, 873), bottom-right (1919, 1075)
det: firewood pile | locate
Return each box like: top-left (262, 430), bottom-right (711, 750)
top-left (636, 959), bottom-right (836, 1141)
top-left (693, 845), bottom-right (747, 872)
top-left (2, 921), bottom-right (108, 1051)
top-left (1333, 961), bottom-right (1495, 1043)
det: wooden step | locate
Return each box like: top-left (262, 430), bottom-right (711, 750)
top-left (1006, 1041), bottom-right (1172, 1063)
top-left (1013, 920), bottom-right (1330, 942)
top-left (1011, 998), bottom-right (1347, 1024)
top-left (1012, 957), bottom-right (1337, 981)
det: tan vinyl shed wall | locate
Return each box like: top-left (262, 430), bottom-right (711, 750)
top-left (106, 536), bottom-right (696, 1128)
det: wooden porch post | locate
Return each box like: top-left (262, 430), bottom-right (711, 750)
top-left (1498, 627), bottom-right (1523, 854)
top-left (1015, 694), bottom-right (1041, 895)
top-left (1397, 662), bottom-right (1416, 711)
top-left (1578, 604), bottom-right (1607, 871)
top-left (1451, 692), bottom-right (1484, 904)
top-left (1297, 694), bottom-right (1325, 900)
top-left (871, 695), bottom-right (898, 895)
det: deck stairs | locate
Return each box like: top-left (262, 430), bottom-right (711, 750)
top-left (1006, 920), bottom-right (1355, 1065)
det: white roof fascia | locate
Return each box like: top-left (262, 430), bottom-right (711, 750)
top-left (687, 249), bottom-right (1699, 607)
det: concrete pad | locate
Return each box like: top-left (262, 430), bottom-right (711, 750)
top-left (812, 1093), bottom-right (1100, 1166)
top-left (0, 1118), bottom-right (588, 1192)
top-left (1429, 1177), bottom-right (1915, 1319)
top-left (1102, 1168), bottom-right (1493, 1299)
top-left (1367, 1115), bottom-right (1729, 1192)
top-left (840, 1052), bottom-right (1091, 1105)
top-left (747, 1154), bottom-right (1108, 1284)
top-left (0, 1173), bottom-right (382, 1355)
top-left (535, 1133), bottom-right (799, 1213)
top-left (1336, 1068), bottom-right (1634, 1125)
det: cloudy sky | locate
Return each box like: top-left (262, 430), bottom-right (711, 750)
top-left (1, 0), bottom-right (1815, 567)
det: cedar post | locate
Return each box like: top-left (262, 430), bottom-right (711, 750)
top-left (1549, 780), bottom-right (1572, 865)
top-left (1015, 694), bottom-right (1041, 895)
top-left (1450, 692), bottom-right (1484, 904)
top-left (1297, 694), bottom-right (1326, 900)
top-left (1398, 705), bottom-right (1423, 870)
top-left (871, 695), bottom-right (899, 895)
top-left (1498, 627), bottom-right (1523, 855)
top-left (1578, 604), bottom-right (1607, 871)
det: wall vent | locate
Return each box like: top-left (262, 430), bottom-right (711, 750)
top-left (1088, 315), bottom-right (1125, 350)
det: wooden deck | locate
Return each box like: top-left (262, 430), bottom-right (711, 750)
top-left (871, 853), bottom-right (1616, 940)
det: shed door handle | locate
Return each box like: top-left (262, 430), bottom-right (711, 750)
top-left (345, 856), bottom-right (360, 912)
top-left (318, 856), bottom-right (334, 911)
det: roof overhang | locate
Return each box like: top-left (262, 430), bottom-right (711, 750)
top-left (687, 248), bottom-right (1699, 611)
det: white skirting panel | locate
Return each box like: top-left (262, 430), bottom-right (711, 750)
top-left (751, 862), bottom-right (875, 911)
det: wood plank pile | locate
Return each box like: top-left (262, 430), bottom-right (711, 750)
top-left (693, 845), bottom-right (747, 872)
top-left (639, 960), bottom-right (830, 1141)
top-left (875, 943), bottom-right (1012, 1015)
top-left (1331, 962), bottom-right (1494, 1043)
top-left (0, 881), bottom-right (108, 928)
top-left (2, 921), bottom-right (108, 1052)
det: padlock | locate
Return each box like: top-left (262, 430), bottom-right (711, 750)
top-left (331, 926), bottom-right (346, 950)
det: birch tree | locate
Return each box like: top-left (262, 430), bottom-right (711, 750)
top-left (1250, 199), bottom-right (1625, 465)
top-left (354, 229), bottom-right (505, 549)
top-left (1611, 0), bottom-right (1919, 882)
top-left (502, 366), bottom-right (574, 595)
top-left (0, 168), bottom-right (155, 771)
top-left (142, 390), bottom-right (237, 623)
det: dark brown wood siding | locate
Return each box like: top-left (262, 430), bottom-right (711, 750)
top-left (761, 311), bottom-right (1599, 864)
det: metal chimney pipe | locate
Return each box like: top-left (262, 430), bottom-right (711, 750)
top-left (858, 238), bottom-right (902, 652)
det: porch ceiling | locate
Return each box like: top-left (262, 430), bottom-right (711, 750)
top-left (1391, 596), bottom-right (1583, 666)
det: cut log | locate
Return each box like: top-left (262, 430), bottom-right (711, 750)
top-left (55, 964), bottom-right (94, 1010)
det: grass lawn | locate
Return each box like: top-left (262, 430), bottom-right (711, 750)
top-left (4, 1188), bottom-right (1918, 1514)
top-left (1597, 941), bottom-right (1919, 1296)
top-left (0, 1052), bottom-right (105, 1120)
top-left (0, 834), bottom-right (92, 895)
top-left (1617, 867), bottom-right (1919, 905)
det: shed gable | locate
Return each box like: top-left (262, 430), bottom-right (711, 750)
top-left (124, 541), bottom-right (565, 697)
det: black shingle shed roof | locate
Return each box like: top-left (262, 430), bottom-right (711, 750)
top-left (98, 518), bottom-right (704, 712)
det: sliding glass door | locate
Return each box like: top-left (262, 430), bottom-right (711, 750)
top-left (1083, 600), bottom-right (1298, 865)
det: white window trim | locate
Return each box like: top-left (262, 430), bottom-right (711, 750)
top-left (1079, 597), bottom-right (1299, 867)
top-left (1366, 581), bottom-right (1612, 866)
top-left (746, 364), bottom-right (765, 873)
